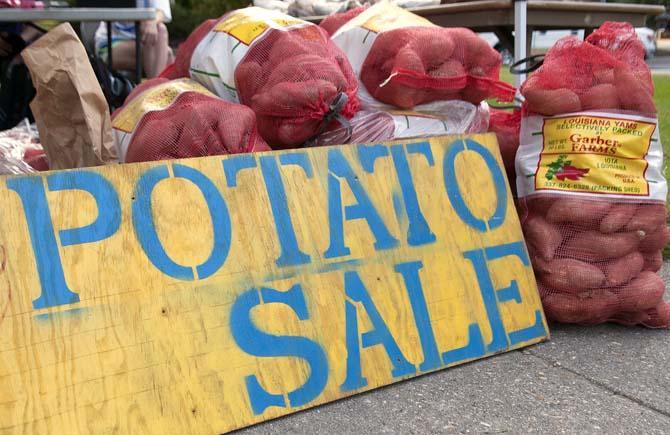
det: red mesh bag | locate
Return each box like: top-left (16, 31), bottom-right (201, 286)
top-left (111, 78), bottom-right (269, 163)
top-left (319, 6), bottom-right (367, 36)
top-left (521, 22), bottom-right (654, 116)
top-left (168, 19), bottom-right (218, 80)
top-left (332, 3), bottom-right (514, 109)
top-left (185, 8), bottom-right (359, 149)
top-left (516, 22), bottom-right (669, 328)
top-left (488, 109), bottom-right (521, 196)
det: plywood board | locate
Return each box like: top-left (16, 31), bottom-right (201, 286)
top-left (0, 134), bottom-right (548, 433)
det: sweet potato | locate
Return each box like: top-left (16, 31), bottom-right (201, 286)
top-left (413, 31), bottom-right (456, 68)
top-left (523, 87), bottom-right (581, 116)
top-left (639, 225), bottom-right (670, 253)
top-left (265, 54), bottom-right (348, 90)
top-left (610, 310), bottom-right (650, 327)
top-left (445, 28), bottom-right (495, 69)
top-left (546, 198), bottom-right (611, 226)
top-left (579, 84), bottom-right (619, 111)
top-left (526, 196), bottom-right (556, 217)
top-left (235, 61), bottom-right (264, 97)
top-left (395, 47), bottom-right (425, 73)
top-left (615, 271), bottom-right (665, 312)
top-left (642, 250), bottom-right (663, 272)
top-left (542, 290), bottom-right (617, 324)
top-left (593, 68), bottom-right (614, 85)
top-left (602, 251), bottom-right (644, 286)
top-left (644, 301), bottom-right (670, 328)
top-left (253, 80), bottom-right (337, 115)
top-left (430, 59), bottom-right (466, 79)
top-left (541, 291), bottom-right (588, 323)
top-left (275, 118), bottom-right (322, 147)
top-left (540, 258), bottom-right (606, 293)
top-left (614, 66), bottom-right (656, 114)
top-left (624, 203), bottom-right (667, 234)
top-left (524, 214), bottom-right (563, 261)
top-left (530, 254), bottom-right (550, 274)
top-left (599, 202), bottom-right (636, 233)
top-left (563, 230), bottom-right (643, 261)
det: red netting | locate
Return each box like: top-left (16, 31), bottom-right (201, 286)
top-left (521, 22), bottom-right (654, 116)
top-left (520, 197), bottom-right (670, 328)
top-left (360, 27), bottom-right (515, 109)
top-left (113, 80), bottom-right (270, 163)
top-left (234, 25), bottom-right (360, 148)
top-left (319, 6), bottom-right (367, 36)
top-left (517, 22), bottom-right (668, 328)
top-left (488, 109), bottom-right (521, 196)
top-left (171, 19), bottom-right (218, 79)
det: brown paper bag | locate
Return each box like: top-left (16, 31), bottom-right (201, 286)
top-left (22, 23), bottom-right (117, 169)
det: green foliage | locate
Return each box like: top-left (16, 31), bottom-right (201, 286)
top-left (168, 0), bottom-right (250, 41)
top-left (653, 74), bottom-right (670, 259)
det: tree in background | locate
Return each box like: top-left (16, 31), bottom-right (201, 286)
top-left (168, 0), bottom-right (250, 42)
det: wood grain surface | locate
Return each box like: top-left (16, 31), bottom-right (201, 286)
top-left (0, 134), bottom-right (547, 433)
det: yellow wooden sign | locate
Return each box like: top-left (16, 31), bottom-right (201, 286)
top-left (0, 134), bottom-right (547, 433)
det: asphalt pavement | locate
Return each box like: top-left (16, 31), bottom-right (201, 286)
top-left (238, 264), bottom-right (670, 434)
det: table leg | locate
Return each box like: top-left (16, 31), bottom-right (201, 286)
top-left (135, 21), bottom-right (142, 84)
top-left (514, 0), bottom-right (528, 87)
top-left (106, 21), bottom-right (113, 69)
top-left (526, 26), bottom-right (534, 58)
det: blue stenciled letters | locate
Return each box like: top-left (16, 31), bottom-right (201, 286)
top-left (390, 144), bottom-right (436, 246)
top-left (230, 284), bottom-right (329, 415)
top-left (260, 154), bottom-right (312, 267)
top-left (8, 171), bottom-right (121, 309)
top-left (325, 149), bottom-right (398, 258)
top-left (463, 241), bottom-right (546, 353)
top-left (357, 143), bottom-right (436, 247)
top-left (340, 270), bottom-right (415, 391)
top-left (394, 261), bottom-right (441, 372)
top-left (133, 163), bottom-right (231, 280)
top-left (443, 139), bottom-right (507, 232)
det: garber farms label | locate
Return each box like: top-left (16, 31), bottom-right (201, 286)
top-left (516, 111), bottom-right (666, 200)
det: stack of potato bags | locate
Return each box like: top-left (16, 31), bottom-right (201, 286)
top-left (314, 2), bottom-right (518, 145)
top-left (164, 7), bottom-right (361, 149)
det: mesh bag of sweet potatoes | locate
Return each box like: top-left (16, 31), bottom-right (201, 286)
top-left (111, 78), bottom-right (269, 163)
top-left (331, 2), bottom-right (515, 110)
top-left (166, 7), bottom-right (360, 149)
top-left (516, 22), bottom-right (669, 328)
